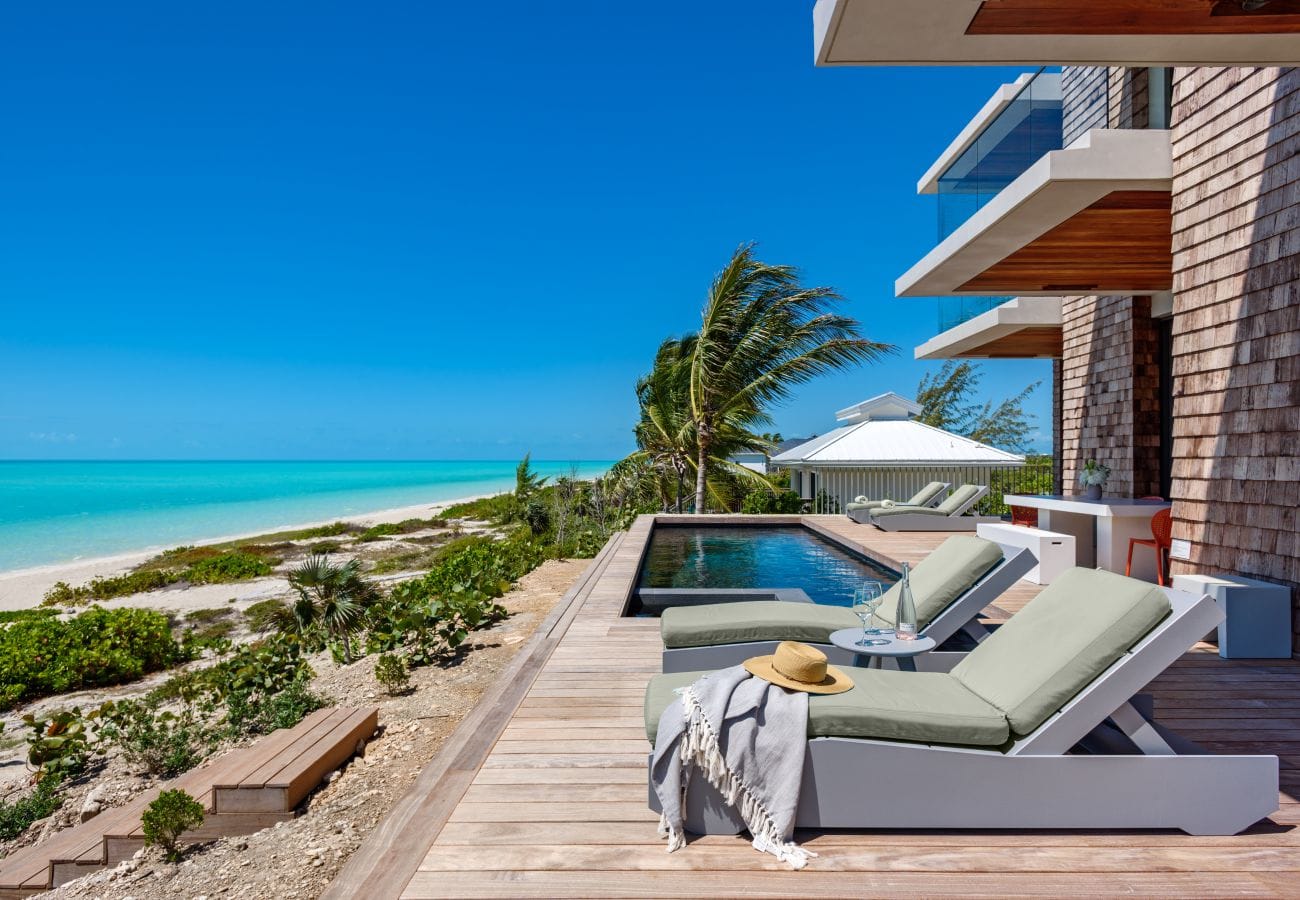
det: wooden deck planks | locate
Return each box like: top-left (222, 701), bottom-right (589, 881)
top-left (316, 517), bottom-right (1300, 899)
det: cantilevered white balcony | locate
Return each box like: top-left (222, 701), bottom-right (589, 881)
top-left (896, 128), bottom-right (1173, 298)
top-left (814, 0), bottom-right (1300, 66)
top-left (915, 297), bottom-right (1063, 360)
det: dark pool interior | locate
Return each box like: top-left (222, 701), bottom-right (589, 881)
top-left (637, 525), bottom-right (898, 608)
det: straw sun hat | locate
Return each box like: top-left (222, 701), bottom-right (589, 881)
top-left (743, 641), bottom-right (854, 695)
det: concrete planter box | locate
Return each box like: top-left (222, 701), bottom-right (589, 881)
top-left (1172, 573), bottom-right (1293, 659)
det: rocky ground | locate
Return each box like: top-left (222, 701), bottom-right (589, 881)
top-left (0, 515), bottom-right (492, 788)
top-left (15, 556), bottom-right (585, 900)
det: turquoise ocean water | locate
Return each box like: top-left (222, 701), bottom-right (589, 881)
top-left (0, 460), bottom-right (612, 573)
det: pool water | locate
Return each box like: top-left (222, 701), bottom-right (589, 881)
top-left (637, 526), bottom-right (897, 607)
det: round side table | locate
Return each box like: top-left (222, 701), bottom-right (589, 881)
top-left (828, 628), bottom-right (936, 672)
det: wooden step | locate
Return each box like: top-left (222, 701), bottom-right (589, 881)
top-left (0, 706), bottom-right (378, 898)
top-left (213, 706), bottom-right (378, 813)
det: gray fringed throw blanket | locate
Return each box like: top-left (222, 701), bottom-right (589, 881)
top-left (651, 665), bottom-right (814, 868)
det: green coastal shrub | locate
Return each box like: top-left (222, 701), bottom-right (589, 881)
top-left (0, 606), bottom-right (190, 710)
top-left (243, 598), bottom-right (294, 633)
top-left (373, 653), bottom-right (411, 694)
top-left (0, 776), bottom-right (64, 840)
top-left (96, 699), bottom-right (219, 778)
top-left (0, 608), bottom-right (60, 624)
top-left (206, 633), bottom-right (325, 736)
top-left (41, 549), bottom-right (280, 607)
top-left (141, 789), bottom-right (205, 862)
top-left (42, 570), bottom-right (174, 605)
top-left (22, 708), bottom-right (93, 780)
top-left (740, 488), bottom-right (803, 514)
top-left (439, 493), bottom-right (517, 522)
top-left (182, 550), bottom-right (275, 584)
top-left (365, 534), bottom-right (529, 665)
top-left (181, 607), bottom-right (238, 645)
top-left (358, 517), bottom-right (448, 542)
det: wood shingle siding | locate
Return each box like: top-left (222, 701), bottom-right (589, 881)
top-left (1168, 66), bottom-right (1300, 653)
top-left (1058, 294), bottom-right (1162, 499)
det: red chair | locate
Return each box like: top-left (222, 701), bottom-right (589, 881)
top-left (1126, 507), bottom-right (1173, 585)
top-left (1009, 505), bottom-right (1039, 528)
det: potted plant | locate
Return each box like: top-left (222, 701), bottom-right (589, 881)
top-left (1078, 460), bottom-right (1110, 501)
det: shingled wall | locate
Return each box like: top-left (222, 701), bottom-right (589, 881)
top-left (1167, 66), bottom-right (1300, 653)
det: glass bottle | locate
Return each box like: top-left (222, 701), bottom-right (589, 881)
top-left (896, 562), bottom-right (918, 640)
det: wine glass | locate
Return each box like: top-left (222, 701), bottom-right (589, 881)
top-left (863, 580), bottom-right (883, 637)
top-left (852, 585), bottom-right (887, 647)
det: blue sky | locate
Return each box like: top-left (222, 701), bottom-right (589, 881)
top-left (0, 1), bottom-right (1051, 461)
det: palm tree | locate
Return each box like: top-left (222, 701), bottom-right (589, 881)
top-left (621, 336), bottom-right (777, 511)
top-left (287, 555), bottom-right (380, 664)
top-left (631, 338), bottom-right (695, 511)
top-left (687, 244), bottom-right (892, 513)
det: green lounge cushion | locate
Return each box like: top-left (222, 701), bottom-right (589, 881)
top-left (660, 601), bottom-right (859, 650)
top-left (847, 482), bottom-right (947, 512)
top-left (868, 485), bottom-right (985, 519)
top-left (951, 567), bottom-right (1171, 737)
top-left (644, 668), bottom-right (1008, 747)
top-left (935, 484), bottom-right (985, 515)
top-left (875, 535), bottom-right (1004, 628)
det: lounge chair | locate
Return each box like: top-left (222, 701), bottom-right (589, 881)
top-left (845, 481), bottom-right (948, 523)
top-left (645, 567), bottom-right (1279, 835)
top-left (660, 535), bottom-right (1035, 673)
top-left (866, 483), bottom-right (1001, 531)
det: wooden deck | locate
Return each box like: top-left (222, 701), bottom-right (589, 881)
top-left (328, 516), bottom-right (1300, 899)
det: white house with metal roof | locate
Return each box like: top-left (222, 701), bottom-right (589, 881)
top-left (771, 391), bottom-right (1024, 512)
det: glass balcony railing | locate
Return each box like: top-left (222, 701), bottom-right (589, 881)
top-left (936, 67), bottom-right (1063, 240)
top-left (932, 68), bottom-right (1062, 332)
top-left (937, 297), bottom-right (1008, 333)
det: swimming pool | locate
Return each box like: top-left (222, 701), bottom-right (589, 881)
top-left (637, 525), bottom-right (897, 608)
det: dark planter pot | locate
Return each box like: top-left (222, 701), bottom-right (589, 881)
top-left (1080, 484), bottom-right (1102, 501)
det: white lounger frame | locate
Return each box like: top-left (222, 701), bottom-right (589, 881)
top-left (648, 586), bottom-right (1280, 836)
top-left (660, 545), bottom-right (1035, 674)
top-left (867, 485), bottom-right (1001, 532)
top-left (846, 482), bottom-right (949, 524)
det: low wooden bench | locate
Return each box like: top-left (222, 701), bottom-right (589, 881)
top-left (0, 706), bottom-right (378, 898)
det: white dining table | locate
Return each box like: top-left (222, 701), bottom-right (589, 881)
top-left (1001, 494), bottom-right (1171, 582)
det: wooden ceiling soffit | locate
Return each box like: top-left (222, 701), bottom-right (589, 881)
top-left (966, 0), bottom-right (1300, 35)
top-left (959, 191), bottom-right (1173, 295)
top-left (971, 327), bottom-right (1064, 358)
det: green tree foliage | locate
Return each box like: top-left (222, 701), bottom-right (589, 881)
top-left (684, 245), bottom-right (890, 512)
top-left (514, 453), bottom-right (549, 500)
top-left (740, 488), bottom-right (804, 514)
top-left (615, 245), bottom-right (889, 513)
top-left (141, 789), bottom-right (205, 862)
top-left (916, 361), bottom-right (1040, 454)
top-left (288, 555), bottom-right (381, 663)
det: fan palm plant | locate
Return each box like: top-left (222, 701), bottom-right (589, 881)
top-left (287, 554), bottom-right (380, 663)
top-left (687, 244), bottom-right (892, 513)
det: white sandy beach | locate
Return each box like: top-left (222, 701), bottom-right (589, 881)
top-left (0, 493), bottom-right (495, 611)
